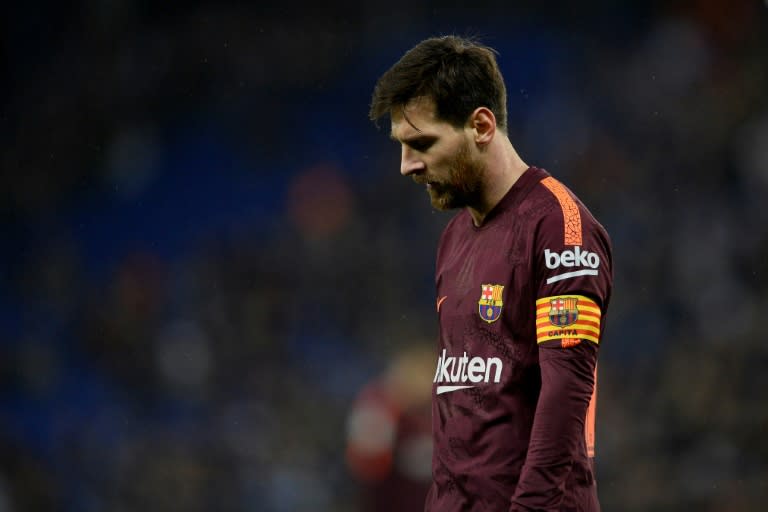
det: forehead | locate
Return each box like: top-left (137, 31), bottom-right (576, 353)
top-left (390, 97), bottom-right (449, 141)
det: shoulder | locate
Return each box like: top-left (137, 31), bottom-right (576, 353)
top-left (525, 174), bottom-right (611, 251)
top-left (528, 174), bottom-right (613, 307)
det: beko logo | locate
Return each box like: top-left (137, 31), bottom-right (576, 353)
top-left (544, 247), bottom-right (600, 269)
top-left (544, 247), bottom-right (600, 284)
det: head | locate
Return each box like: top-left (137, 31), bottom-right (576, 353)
top-left (369, 36), bottom-right (509, 210)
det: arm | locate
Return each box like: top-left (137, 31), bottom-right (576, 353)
top-left (510, 339), bottom-right (597, 511)
top-left (512, 176), bottom-right (612, 510)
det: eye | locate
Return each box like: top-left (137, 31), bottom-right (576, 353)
top-left (408, 138), bottom-right (434, 151)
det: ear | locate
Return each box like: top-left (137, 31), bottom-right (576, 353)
top-left (469, 107), bottom-right (496, 146)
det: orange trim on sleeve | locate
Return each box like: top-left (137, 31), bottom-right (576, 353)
top-left (540, 177), bottom-right (582, 246)
top-left (585, 366), bottom-right (597, 458)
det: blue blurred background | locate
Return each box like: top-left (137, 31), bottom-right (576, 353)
top-left (2, 1), bottom-right (767, 510)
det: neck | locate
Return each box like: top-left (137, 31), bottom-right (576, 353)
top-left (467, 136), bottom-right (528, 226)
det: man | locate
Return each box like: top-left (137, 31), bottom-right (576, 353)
top-left (369, 36), bottom-right (613, 511)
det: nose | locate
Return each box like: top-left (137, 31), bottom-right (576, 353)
top-left (400, 145), bottom-right (425, 176)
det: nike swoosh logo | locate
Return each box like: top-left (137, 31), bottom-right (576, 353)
top-left (436, 295), bottom-right (448, 312)
top-left (437, 385), bottom-right (475, 395)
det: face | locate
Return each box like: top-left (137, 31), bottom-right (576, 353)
top-left (390, 98), bottom-right (485, 210)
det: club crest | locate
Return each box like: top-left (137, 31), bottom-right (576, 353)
top-left (478, 284), bottom-right (504, 323)
top-left (549, 297), bottom-right (579, 327)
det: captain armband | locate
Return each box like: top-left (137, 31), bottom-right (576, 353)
top-left (535, 295), bottom-right (601, 347)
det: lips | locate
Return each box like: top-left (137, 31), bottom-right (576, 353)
top-left (414, 177), bottom-right (440, 187)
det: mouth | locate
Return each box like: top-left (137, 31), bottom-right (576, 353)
top-left (414, 177), bottom-right (440, 189)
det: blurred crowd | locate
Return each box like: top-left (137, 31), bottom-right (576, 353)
top-left (2, 1), bottom-right (767, 511)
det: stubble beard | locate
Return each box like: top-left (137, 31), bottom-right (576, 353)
top-left (427, 140), bottom-right (485, 211)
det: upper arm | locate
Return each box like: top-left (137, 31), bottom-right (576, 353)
top-left (531, 179), bottom-right (613, 350)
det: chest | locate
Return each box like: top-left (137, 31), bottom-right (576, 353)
top-left (435, 223), bottom-right (536, 355)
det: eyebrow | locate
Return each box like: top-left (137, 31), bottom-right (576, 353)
top-left (389, 104), bottom-right (424, 141)
top-left (390, 133), bottom-right (435, 145)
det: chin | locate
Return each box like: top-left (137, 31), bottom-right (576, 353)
top-left (430, 192), bottom-right (462, 211)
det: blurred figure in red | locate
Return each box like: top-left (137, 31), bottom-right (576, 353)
top-left (346, 344), bottom-right (434, 512)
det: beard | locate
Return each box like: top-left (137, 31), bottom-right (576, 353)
top-left (422, 140), bottom-right (485, 211)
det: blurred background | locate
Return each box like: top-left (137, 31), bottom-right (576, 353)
top-left (2, 1), bottom-right (767, 510)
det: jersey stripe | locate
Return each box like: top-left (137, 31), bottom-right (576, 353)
top-left (585, 365), bottom-right (597, 457)
top-left (535, 296), bottom-right (599, 308)
top-left (537, 319), bottom-right (601, 333)
top-left (540, 177), bottom-right (582, 246)
top-left (536, 306), bottom-right (601, 317)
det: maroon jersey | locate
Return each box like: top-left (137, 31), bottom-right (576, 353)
top-left (426, 166), bottom-right (612, 511)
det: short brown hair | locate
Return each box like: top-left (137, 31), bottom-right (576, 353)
top-left (369, 35), bottom-right (508, 133)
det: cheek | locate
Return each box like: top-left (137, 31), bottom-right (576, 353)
top-left (429, 148), bottom-right (459, 173)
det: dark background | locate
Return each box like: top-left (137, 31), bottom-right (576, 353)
top-left (2, 1), bottom-right (767, 510)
